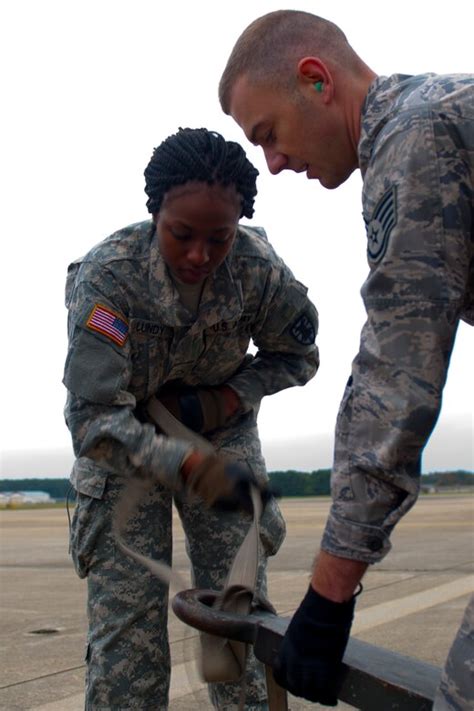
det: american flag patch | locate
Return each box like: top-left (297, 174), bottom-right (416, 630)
top-left (86, 304), bottom-right (129, 346)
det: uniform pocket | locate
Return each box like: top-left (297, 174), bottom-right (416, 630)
top-left (193, 320), bottom-right (250, 385)
top-left (71, 457), bottom-right (109, 499)
top-left (63, 325), bottom-right (129, 404)
top-left (69, 458), bottom-right (112, 579)
top-left (259, 496), bottom-right (286, 557)
top-left (128, 322), bottom-right (173, 399)
top-left (334, 377), bottom-right (354, 453)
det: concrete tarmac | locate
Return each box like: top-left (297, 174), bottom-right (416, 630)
top-left (1, 495), bottom-right (472, 710)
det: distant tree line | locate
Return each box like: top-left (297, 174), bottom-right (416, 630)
top-left (1, 470), bottom-right (472, 500)
top-left (420, 471), bottom-right (474, 487)
top-left (269, 470), bottom-right (331, 496)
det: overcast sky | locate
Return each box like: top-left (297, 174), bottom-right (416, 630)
top-left (1, 0), bottom-right (473, 480)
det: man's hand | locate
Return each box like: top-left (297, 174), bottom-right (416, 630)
top-left (272, 584), bottom-right (357, 705)
top-left (181, 452), bottom-right (269, 513)
top-left (158, 385), bottom-right (241, 433)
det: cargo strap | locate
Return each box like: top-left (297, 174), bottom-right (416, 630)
top-left (112, 396), bottom-right (274, 698)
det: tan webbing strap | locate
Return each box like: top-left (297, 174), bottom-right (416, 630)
top-left (146, 397), bottom-right (215, 456)
top-left (199, 485), bottom-right (262, 683)
top-left (113, 396), bottom-right (264, 684)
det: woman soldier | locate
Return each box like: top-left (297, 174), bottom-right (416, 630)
top-left (64, 127), bottom-right (319, 710)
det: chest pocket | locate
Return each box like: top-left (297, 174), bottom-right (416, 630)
top-left (194, 317), bottom-right (252, 384)
top-left (128, 319), bottom-right (173, 400)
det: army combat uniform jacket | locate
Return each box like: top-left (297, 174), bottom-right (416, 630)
top-left (323, 73), bottom-right (473, 563)
top-left (63, 222), bottom-right (319, 710)
top-left (64, 222), bottom-right (319, 494)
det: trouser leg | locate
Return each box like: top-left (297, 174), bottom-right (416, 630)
top-left (176, 492), bottom-right (285, 711)
top-left (433, 595), bottom-right (474, 711)
top-left (70, 476), bottom-right (172, 710)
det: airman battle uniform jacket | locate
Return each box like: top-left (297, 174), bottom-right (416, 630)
top-left (323, 73), bottom-right (473, 563)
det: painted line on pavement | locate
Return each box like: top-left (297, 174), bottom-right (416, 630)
top-left (32, 575), bottom-right (474, 709)
top-left (353, 575), bottom-right (474, 633)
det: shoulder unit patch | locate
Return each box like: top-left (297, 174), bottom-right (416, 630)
top-left (86, 304), bottom-right (129, 346)
top-left (290, 312), bottom-right (316, 345)
top-left (366, 185), bottom-right (397, 264)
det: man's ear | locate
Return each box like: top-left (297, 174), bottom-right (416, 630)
top-left (297, 57), bottom-right (333, 102)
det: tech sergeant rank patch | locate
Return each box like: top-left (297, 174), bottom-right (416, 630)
top-left (366, 185), bottom-right (397, 263)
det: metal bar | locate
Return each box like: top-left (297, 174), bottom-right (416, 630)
top-left (339, 638), bottom-right (441, 710)
top-left (264, 664), bottom-right (288, 711)
top-left (172, 589), bottom-right (442, 710)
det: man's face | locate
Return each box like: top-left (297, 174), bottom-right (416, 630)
top-left (229, 74), bottom-right (357, 189)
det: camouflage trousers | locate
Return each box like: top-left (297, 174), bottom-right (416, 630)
top-left (433, 594), bottom-right (474, 711)
top-left (70, 467), bottom-right (285, 711)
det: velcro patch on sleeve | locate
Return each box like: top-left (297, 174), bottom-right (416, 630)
top-left (366, 185), bottom-right (397, 263)
top-left (86, 304), bottom-right (129, 346)
top-left (290, 312), bottom-right (316, 345)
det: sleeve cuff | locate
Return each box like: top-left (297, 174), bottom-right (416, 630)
top-left (226, 374), bottom-right (266, 412)
top-left (149, 436), bottom-right (193, 492)
top-left (321, 511), bottom-right (392, 564)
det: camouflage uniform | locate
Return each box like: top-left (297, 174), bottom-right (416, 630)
top-left (433, 595), bottom-right (474, 711)
top-left (64, 221), bottom-right (319, 710)
top-left (321, 74), bottom-right (473, 709)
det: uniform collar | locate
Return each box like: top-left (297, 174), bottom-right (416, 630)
top-left (148, 228), bottom-right (243, 328)
top-left (358, 74), bottom-right (413, 176)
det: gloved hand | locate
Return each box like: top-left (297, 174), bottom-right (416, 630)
top-left (273, 584), bottom-right (356, 705)
top-left (182, 453), bottom-right (271, 514)
top-left (158, 386), bottom-right (238, 434)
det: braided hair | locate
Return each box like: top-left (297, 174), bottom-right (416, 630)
top-left (144, 127), bottom-right (259, 218)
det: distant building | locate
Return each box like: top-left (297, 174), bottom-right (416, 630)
top-left (1, 490), bottom-right (54, 505)
top-left (420, 484), bottom-right (438, 494)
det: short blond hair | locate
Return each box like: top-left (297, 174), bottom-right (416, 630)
top-left (219, 10), bottom-right (363, 113)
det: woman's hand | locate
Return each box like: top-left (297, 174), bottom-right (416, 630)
top-left (180, 452), bottom-right (268, 513)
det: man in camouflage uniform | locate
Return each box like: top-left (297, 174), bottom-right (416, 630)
top-left (64, 128), bottom-right (319, 709)
top-left (219, 10), bottom-right (473, 709)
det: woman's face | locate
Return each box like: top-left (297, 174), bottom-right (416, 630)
top-left (154, 181), bottom-right (242, 284)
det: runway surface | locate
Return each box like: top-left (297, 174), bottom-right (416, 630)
top-left (1, 494), bottom-right (472, 709)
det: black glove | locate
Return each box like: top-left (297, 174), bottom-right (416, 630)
top-left (273, 584), bottom-right (356, 705)
top-left (186, 455), bottom-right (274, 514)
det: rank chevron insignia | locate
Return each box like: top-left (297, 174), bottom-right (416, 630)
top-left (365, 185), bottom-right (397, 263)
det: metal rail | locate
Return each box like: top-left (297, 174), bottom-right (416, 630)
top-left (172, 588), bottom-right (442, 710)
